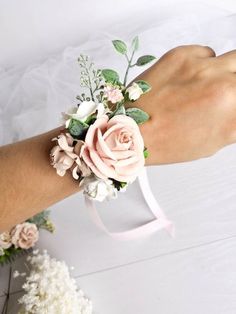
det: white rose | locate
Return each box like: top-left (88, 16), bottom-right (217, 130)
top-left (126, 82), bottom-right (143, 101)
top-left (84, 178), bottom-right (117, 202)
top-left (62, 101), bottom-right (106, 128)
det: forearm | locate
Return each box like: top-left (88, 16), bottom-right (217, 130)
top-left (0, 127), bottom-right (82, 232)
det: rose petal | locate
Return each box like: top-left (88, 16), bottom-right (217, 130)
top-left (82, 146), bottom-right (107, 179)
top-left (89, 148), bottom-right (116, 178)
top-left (84, 115), bottom-right (109, 148)
top-left (57, 134), bottom-right (74, 152)
top-left (97, 129), bottom-right (116, 160)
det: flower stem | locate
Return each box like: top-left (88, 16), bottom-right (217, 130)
top-left (123, 49), bottom-right (135, 86)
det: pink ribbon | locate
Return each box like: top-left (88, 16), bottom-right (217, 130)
top-left (85, 167), bottom-right (175, 240)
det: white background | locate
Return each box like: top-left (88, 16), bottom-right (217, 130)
top-left (1, 1), bottom-right (236, 313)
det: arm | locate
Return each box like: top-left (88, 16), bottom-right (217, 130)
top-left (1, 44), bottom-right (236, 231)
top-left (0, 127), bottom-right (82, 232)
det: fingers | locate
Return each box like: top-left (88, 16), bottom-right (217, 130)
top-left (216, 50), bottom-right (236, 72)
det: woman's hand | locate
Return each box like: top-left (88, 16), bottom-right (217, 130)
top-left (126, 45), bottom-right (236, 165)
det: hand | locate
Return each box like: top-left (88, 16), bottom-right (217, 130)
top-left (126, 45), bottom-right (236, 165)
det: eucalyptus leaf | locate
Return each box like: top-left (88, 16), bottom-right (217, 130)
top-left (132, 36), bottom-right (139, 52)
top-left (112, 40), bottom-right (127, 54)
top-left (126, 107), bottom-right (149, 124)
top-left (68, 118), bottom-right (89, 138)
top-left (101, 69), bottom-right (120, 83)
top-left (135, 80), bottom-right (151, 93)
top-left (27, 211), bottom-right (50, 227)
top-left (136, 55), bottom-right (156, 66)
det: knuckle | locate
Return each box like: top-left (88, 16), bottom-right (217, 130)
top-left (165, 46), bottom-right (187, 61)
top-left (204, 45), bottom-right (216, 56)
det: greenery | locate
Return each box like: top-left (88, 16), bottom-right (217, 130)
top-left (110, 36), bottom-right (156, 86)
top-left (101, 69), bottom-right (120, 85)
top-left (136, 55), bottom-right (156, 66)
top-left (112, 179), bottom-right (127, 191)
top-left (0, 247), bottom-right (30, 266)
top-left (68, 118), bottom-right (89, 139)
top-left (77, 54), bottom-right (104, 103)
top-left (143, 148), bottom-right (149, 159)
top-left (135, 80), bottom-right (151, 93)
top-left (126, 107), bottom-right (149, 124)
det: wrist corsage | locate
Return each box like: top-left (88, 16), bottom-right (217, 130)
top-left (50, 37), bottom-right (155, 201)
top-left (50, 37), bottom-right (174, 240)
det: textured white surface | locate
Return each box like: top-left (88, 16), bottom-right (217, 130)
top-left (1, 0), bottom-right (236, 313)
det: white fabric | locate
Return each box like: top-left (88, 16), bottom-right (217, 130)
top-left (1, 3), bottom-right (236, 146)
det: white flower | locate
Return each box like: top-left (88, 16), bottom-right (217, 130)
top-left (0, 247), bottom-right (4, 256)
top-left (16, 250), bottom-right (93, 314)
top-left (0, 231), bottom-right (12, 249)
top-left (126, 82), bottom-right (143, 101)
top-left (84, 178), bottom-right (117, 202)
top-left (62, 101), bottom-right (106, 128)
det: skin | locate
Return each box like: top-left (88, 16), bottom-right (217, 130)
top-left (1, 44), bottom-right (236, 231)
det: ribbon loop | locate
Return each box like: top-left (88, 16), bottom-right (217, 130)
top-left (85, 167), bottom-right (175, 240)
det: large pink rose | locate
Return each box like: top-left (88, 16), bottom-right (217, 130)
top-left (81, 114), bottom-right (145, 182)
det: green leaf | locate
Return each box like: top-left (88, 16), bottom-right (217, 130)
top-left (135, 80), bottom-right (151, 93)
top-left (126, 107), bottom-right (149, 124)
top-left (0, 247), bottom-right (30, 266)
top-left (112, 40), bottom-right (127, 55)
top-left (136, 55), bottom-right (156, 66)
top-left (143, 148), bottom-right (149, 159)
top-left (132, 36), bottom-right (139, 51)
top-left (68, 118), bottom-right (89, 138)
top-left (27, 210), bottom-right (50, 227)
top-left (112, 179), bottom-right (127, 191)
top-left (101, 69), bottom-right (120, 84)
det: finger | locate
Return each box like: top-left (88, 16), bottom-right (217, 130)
top-left (216, 50), bottom-right (236, 72)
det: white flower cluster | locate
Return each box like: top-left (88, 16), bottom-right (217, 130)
top-left (17, 250), bottom-right (93, 314)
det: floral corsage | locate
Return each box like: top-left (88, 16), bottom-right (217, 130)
top-left (0, 211), bottom-right (54, 266)
top-left (50, 37), bottom-right (156, 201)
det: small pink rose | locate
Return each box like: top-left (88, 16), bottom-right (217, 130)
top-left (81, 114), bottom-right (145, 182)
top-left (71, 140), bottom-right (92, 180)
top-left (104, 85), bottom-right (124, 104)
top-left (50, 145), bottom-right (75, 176)
top-left (50, 134), bottom-right (91, 179)
top-left (11, 222), bottom-right (39, 249)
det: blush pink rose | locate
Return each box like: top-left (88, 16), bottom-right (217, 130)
top-left (11, 222), bottom-right (39, 249)
top-left (81, 114), bottom-right (145, 182)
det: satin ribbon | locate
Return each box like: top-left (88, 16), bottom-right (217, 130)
top-left (85, 167), bottom-right (175, 240)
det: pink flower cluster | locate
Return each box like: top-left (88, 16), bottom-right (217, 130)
top-left (0, 222), bottom-right (39, 251)
top-left (104, 85), bottom-right (124, 104)
top-left (50, 133), bottom-right (91, 181)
